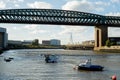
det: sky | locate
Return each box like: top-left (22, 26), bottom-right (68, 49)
top-left (0, 0), bottom-right (120, 45)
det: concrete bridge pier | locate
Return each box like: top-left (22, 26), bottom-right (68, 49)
top-left (94, 26), bottom-right (108, 50)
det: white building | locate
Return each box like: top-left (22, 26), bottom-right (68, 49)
top-left (50, 39), bottom-right (61, 46)
top-left (0, 27), bottom-right (8, 49)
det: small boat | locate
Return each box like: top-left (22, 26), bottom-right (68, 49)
top-left (4, 57), bottom-right (14, 62)
top-left (44, 54), bottom-right (58, 63)
top-left (75, 59), bottom-right (104, 71)
top-left (4, 58), bottom-right (12, 62)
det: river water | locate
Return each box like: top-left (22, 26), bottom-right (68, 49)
top-left (0, 49), bottom-right (120, 80)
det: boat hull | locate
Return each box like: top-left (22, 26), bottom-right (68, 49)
top-left (45, 60), bottom-right (57, 63)
top-left (78, 65), bottom-right (104, 71)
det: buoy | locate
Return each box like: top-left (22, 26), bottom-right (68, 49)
top-left (111, 75), bottom-right (117, 80)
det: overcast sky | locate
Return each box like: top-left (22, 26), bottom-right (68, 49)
top-left (0, 0), bottom-right (120, 44)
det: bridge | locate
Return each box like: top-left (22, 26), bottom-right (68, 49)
top-left (0, 9), bottom-right (120, 50)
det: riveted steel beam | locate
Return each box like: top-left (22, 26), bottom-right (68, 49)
top-left (0, 9), bottom-right (120, 27)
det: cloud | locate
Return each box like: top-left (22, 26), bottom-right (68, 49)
top-left (27, 1), bottom-right (52, 9)
top-left (0, 1), bottom-right (6, 9)
top-left (13, 27), bottom-right (17, 30)
top-left (111, 0), bottom-right (120, 3)
top-left (24, 25), bottom-right (38, 30)
top-left (62, 0), bottom-right (110, 12)
top-left (18, 0), bottom-right (24, 2)
top-left (57, 26), bottom-right (94, 44)
top-left (106, 12), bottom-right (120, 16)
top-left (0, 0), bottom-right (24, 9)
top-left (24, 24), bottom-right (47, 34)
top-left (47, 25), bottom-right (90, 43)
top-left (15, 4), bottom-right (20, 7)
top-left (31, 29), bottom-right (47, 34)
top-left (7, 0), bottom-right (24, 3)
top-left (59, 26), bottom-right (87, 35)
top-left (109, 28), bottom-right (120, 37)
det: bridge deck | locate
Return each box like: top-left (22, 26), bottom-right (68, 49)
top-left (0, 9), bottom-right (120, 27)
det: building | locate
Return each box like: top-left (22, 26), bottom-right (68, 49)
top-left (8, 40), bottom-right (22, 45)
top-left (82, 40), bottom-right (95, 46)
top-left (109, 37), bottom-right (120, 45)
top-left (0, 27), bottom-right (8, 49)
top-left (42, 40), bottom-right (50, 45)
top-left (42, 39), bottom-right (61, 46)
top-left (50, 39), bottom-right (61, 45)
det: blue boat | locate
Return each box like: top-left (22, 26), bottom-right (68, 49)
top-left (77, 59), bottom-right (104, 71)
top-left (45, 54), bottom-right (58, 63)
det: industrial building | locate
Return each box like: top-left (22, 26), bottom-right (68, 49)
top-left (0, 27), bottom-right (8, 49)
top-left (42, 39), bottom-right (61, 46)
top-left (50, 39), bottom-right (61, 45)
top-left (8, 40), bottom-right (22, 45)
top-left (42, 40), bottom-right (50, 45)
top-left (8, 40), bottom-right (38, 45)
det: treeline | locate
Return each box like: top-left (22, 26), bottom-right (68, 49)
top-left (7, 44), bottom-right (66, 49)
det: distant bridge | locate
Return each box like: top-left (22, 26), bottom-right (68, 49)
top-left (0, 9), bottom-right (120, 50)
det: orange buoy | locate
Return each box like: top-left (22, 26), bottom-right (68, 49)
top-left (111, 75), bottom-right (117, 80)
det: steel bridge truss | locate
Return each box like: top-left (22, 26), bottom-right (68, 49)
top-left (0, 9), bottom-right (120, 27)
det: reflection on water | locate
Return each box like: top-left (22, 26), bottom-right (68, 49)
top-left (0, 49), bottom-right (120, 80)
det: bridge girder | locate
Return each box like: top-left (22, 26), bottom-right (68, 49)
top-left (0, 9), bottom-right (120, 27)
top-left (0, 9), bottom-right (101, 26)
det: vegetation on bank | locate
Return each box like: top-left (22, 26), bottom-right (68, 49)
top-left (6, 39), bottom-right (93, 50)
top-left (105, 39), bottom-right (116, 47)
top-left (7, 44), bottom-right (66, 49)
top-left (7, 39), bottom-right (66, 49)
top-left (65, 44), bottom-right (94, 50)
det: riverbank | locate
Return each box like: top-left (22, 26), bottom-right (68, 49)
top-left (99, 49), bottom-right (120, 53)
top-left (94, 46), bottom-right (120, 53)
top-left (0, 48), bottom-right (10, 55)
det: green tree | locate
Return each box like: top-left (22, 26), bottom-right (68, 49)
top-left (32, 39), bottom-right (39, 46)
top-left (105, 39), bottom-right (111, 47)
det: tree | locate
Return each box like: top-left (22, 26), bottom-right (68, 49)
top-left (105, 39), bottom-right (111, 47)
top-left (32, 39), bottom-right (39, 46)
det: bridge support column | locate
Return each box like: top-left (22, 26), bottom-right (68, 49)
top-left (94, 26), bottom-right (108, 50)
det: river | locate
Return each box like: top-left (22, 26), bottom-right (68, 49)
top-left (0, 49), bottom-right (120, 80)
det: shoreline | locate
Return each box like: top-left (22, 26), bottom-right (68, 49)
top-left (99, 49), bottom-right (120, 53)
top-left (1, 47), bottom-right (120, 54)
top-left (94, 46), bottom-right (120, 53)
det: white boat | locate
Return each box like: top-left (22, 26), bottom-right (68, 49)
top-left (75, 59), bottom-right (104, 71)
